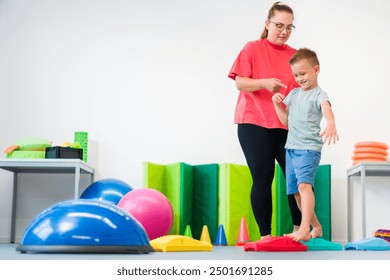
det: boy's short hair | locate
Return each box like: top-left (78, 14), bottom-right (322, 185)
top-left (289, 47), bottom-right (320, 67)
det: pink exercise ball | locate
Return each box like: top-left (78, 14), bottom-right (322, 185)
top-left (117, 188), bottom-right (173, 240)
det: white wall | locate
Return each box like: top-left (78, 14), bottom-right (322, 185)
top-left (0, 0), bottom-right (389, 243)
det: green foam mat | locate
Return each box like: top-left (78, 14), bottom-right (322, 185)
top-left (276, 165), bottom-right (293, 235)
top-left (218, 163), bottom-right (260, 245)
top-left (191, 164), bottom-right (219, 242)
top-left (178, 163), bottom-right (193, 236)
top-left (6, 150), bottom-right (46, 159)
top-left (314, 164), bottom-right (332, 241)
top-left (144, 162), bottom-right (332, 244)
top-left (143, 162), bottom-right (218, 241)
top-left (276, 164), bottom-right (332, 240)
top-left (271, 165), bottom-right (279, 236)
top-left (144, 162), bottom-right (183, 235)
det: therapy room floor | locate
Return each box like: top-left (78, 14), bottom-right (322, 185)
top-left (1, 243), bottom-right (390, 260)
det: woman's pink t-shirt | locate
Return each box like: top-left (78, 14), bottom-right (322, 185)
top-left (228, 39), bottom-right (299, 129)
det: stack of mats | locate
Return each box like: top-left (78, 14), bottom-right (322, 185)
top-left (4, 136), bottom-right (52, 159)
top-left (144, 162), bottom-right (332, 245)
top-left (374, 229), bottom-right (390, 242)
top-left (351, 141), bottom-right (388, 165)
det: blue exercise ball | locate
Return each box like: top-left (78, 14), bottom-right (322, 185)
top-left (16, 199), bottom-right (154, 253)
top-left (80, 178), bottom-right (133, 204)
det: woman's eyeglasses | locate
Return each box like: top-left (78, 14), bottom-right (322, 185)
top-left (269, 21), bottom-right (295, 33)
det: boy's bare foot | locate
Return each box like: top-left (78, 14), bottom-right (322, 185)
top-left (261, 234), bottom-right (271, 240)
top-left (284, 229), bottom-right (311, 242)
top-left (310, 226), bottom-right (323, 238)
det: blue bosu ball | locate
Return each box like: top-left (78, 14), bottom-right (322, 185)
top-left (16, 199), bottom-right (154, 253)
top-left (80, 178), bottom-right (133, 204)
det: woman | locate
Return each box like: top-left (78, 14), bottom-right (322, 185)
top-left (228, 2), bottom-right (301, 238)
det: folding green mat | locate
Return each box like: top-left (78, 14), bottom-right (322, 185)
top-left (218, 163), bottom-right (260, 245)
top-left (143, 162), bottom-right (219, 242)
top-left (144, 162), bottom-right (331, 244)
top-left (275, 164), bottom-right (332, 240)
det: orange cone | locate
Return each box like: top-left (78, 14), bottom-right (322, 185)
top-left (200, 225), bottom-right (211, 244)
top-left (235, 217), bottom-right (250, 246)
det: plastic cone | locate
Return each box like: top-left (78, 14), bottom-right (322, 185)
top-left (235, 217), bottom-right (250, 246)
top-left (184, 225), bottom-right (193, 238)
top-left (214, 224), bottom-right (228, 246)
top-left (200, 225), bottom-right (211, 243)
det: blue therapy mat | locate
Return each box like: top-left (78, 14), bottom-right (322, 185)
top-left (344, 237), bottom-right (390, 251)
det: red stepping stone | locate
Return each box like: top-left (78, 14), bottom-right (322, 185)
top-left (244, 236), bottom-right (308, 252)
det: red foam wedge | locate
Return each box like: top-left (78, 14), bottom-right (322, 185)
top-left (244, 236), bottom-right (308, 252)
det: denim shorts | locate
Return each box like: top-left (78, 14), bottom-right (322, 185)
top-left (285, 149), bottom-right (321, 195)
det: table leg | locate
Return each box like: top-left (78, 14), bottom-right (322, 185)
top-left (74, 166), bottom-right (80, 199)
top-left (10, 172), bottom-right (17, 243)
top-left (347, 173), bottom-right (352, 242)
top-left (361, 165), bottom-right (366, 239)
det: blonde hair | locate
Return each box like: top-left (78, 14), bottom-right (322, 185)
top-left (260, 2), bottom-right (294, 39)
top-left (289, 48), bottom-right (320, 67)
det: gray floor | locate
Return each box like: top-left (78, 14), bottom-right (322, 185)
top-left (1, 243), bottom-right (390, 260)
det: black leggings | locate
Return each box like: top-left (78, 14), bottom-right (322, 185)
top-left (237, 124), bottom-right (302, 236)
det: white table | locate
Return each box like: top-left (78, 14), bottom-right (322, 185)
top-left (347, 162), bottom-right (390, 242)
top-left (0, 159), bottom-right (94, 243)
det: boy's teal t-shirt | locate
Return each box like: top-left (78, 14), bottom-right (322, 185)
top-left (283, 86), bottom-right (329, 151)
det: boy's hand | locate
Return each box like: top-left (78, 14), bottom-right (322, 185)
top-left (320, 123), bottom-right (339, 145)
top-left (272, 92), bottom-right (286, 104)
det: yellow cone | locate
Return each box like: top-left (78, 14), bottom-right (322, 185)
top-left (200, 225), bottom-right (211, 243)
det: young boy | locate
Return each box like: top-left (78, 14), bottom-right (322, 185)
top-left (271, 48), bottom-right (338, 242)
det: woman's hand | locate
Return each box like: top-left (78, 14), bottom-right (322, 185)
top-left (235, 76), bottom-right (286, 93)
top-left (264, 78), bottom-right (287, 93)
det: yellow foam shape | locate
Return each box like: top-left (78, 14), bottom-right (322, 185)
top-left (150, 235), bottom-right (213, 252)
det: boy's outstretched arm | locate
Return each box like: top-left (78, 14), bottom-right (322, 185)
top-left (320, 101), bottom-right (339, 145)
top-left (271, 93), bottom-right (288, 126)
